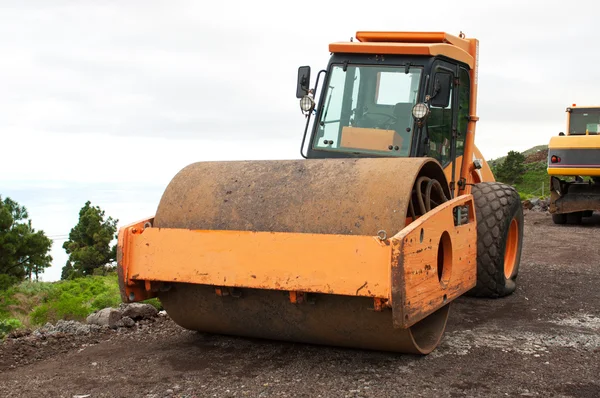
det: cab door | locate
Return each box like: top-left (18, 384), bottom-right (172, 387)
top-left (425, 59), bottom-right (472, 196)
top-left (425, 59), bottom-right (458, 167)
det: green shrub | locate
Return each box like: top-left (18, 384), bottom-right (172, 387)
top-left (53, 291), bottom-right (91, 321)
top-left (0, 273), bottom-right (165, 328)
top-left (0, 274), bottom-right (19, 291)
top-left (143, 298), bottom-right (163, 311)
top-left (91, 291), bottom-right (121, 310)
top-left (0, 318), bottom-right (23, 338)
top-left (30, 304), bottom-right (51, 325)
top-left (0, 274), bottom-right (119, 327)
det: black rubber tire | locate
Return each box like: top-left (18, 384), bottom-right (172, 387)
top-left (566, 211), bottom-right (583, 224)
top-left (465, 182), bottom-right (524, 298)
top-left (552, 213), bottom-right (567, 224)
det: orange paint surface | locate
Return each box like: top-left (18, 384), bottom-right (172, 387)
top-left (391, 194), bottom-right (477, 328)
top-left (118, 194), bottom-right (478, 329)
top-left (123, 228), bottom-right (393, 299)
top-left (328, 42), bottom-right (474, 69)
top-left (355, 31), bottom-right (471, 53)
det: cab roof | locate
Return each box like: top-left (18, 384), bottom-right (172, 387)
top-left (568, 104), bottom-right (600, 110)
top-left (329, 31), bottom-right (475, 69)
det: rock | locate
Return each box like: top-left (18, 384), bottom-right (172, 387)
top-left (86, 308), bottom-right (123, 329)
top-left (39, 322), bottom-right (54, 333)
top-left (121, 303), bottom-right (158, 320)
top-left (32, 320), bottom-right (106, 336)
top-left (523, 197), bottom-right (551, 213)
top-left (115, 316), bottom-right (135, 328)
top-left (55, 320), bottom-right (83, 334)
top-left (8, 328), bottom-right (32, 339)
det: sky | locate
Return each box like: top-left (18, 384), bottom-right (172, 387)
top-left (1, 0), bottom-right (599, 281)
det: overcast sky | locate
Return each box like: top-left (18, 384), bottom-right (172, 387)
top-left (1, 0), bottom-right (598, 281)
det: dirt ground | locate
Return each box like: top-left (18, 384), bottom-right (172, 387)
top-left (1, 211), bottom-right (599, 398)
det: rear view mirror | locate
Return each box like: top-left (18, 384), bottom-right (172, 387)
top-left (430, 72), bottom-right (452, 108)
top-left (296, 66), bottom-right (311, 98)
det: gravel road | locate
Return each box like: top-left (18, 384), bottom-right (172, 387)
top-left (1, 211), bottom-right (599, 398)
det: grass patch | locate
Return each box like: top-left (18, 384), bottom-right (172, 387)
top-left (492, 159), bottom-right (550, 200)
top-left (490, 145), bottom-right (551, 199)
top-left (0, 273), bottom-right (162, 336)
top-left (513, 161), bottom-right (550, 198)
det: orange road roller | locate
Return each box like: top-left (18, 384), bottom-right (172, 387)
top-left (117, 31), bottom-right (524, 355)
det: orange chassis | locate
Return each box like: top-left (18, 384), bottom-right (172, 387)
top-left (117, 194), bottom-right (477, 329)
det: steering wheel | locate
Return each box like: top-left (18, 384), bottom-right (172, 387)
top-left (362, 112), bottom-right (397, 129)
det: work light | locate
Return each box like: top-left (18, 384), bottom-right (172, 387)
top-left (300, 95), bottom-right (315, 113)
top-left (412, 103), bottom-right (430, 120)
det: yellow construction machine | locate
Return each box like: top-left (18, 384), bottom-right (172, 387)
top-left (548, 104), bottom-right (600, 224)
top-left (116, 31), bottom-right (524, 355)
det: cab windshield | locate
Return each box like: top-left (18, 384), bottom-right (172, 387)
top-left (312, 64), bottom-right (422, 156)
top-left (569, 108), bottom-right (600, 135)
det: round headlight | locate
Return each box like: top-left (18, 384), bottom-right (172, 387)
top-left (300, 95), bottom-right (315, 112)
top-left (412, 103), bottom-right (430, 119)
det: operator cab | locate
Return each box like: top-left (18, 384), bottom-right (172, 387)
top-left (296, 32), bottom-right (474, 171)
top-left (566, 106), bottom-right (600, 135)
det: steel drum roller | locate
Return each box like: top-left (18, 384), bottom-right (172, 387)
top-left (155, 157), bottom-right (451, 354)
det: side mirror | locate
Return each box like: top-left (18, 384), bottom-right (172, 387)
top-left (430, 72), bottom-right (452, 108)
top-left (296, 66), bottom-right (311, 98)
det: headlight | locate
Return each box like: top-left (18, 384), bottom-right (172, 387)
top-left (300, 95), bottom-right (315, 113)
top-left (412, 103), bottom-right (430, 120)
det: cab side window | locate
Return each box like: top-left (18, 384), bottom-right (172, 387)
top-left (456, 68), bottom-right (470, 158)
top-left (427, 71), bottom-right (453, 166)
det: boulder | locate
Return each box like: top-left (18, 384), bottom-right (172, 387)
top-left (115, 316), bottom-right (135, 328)
top-left (86, 308), bottom-right (123, 329)
top-left (529, 197), bottom-right (540, 207)
top-left (121, 303), bottom-right (158, 320)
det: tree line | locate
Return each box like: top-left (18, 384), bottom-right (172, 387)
top-left (0, 196), bottom-right (118, 290)
top-left (490, 150), bottom-right (527, 185)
